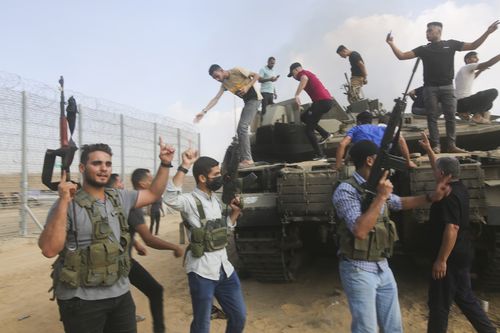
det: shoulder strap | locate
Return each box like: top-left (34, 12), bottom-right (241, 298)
top-left (74, 189), bottom-right (95, 208)
top-left (104, 188), bottom-right (128, 232)
top-left (342, 176), bottom-right (364, 194)
top-left (191, 194), bottom-right (207, 227)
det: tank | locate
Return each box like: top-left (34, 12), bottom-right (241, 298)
top-left (225, 97), bottom-right (500, 290)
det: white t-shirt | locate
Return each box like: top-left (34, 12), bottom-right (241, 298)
top-left (455, 63), bottom-right (479, 99)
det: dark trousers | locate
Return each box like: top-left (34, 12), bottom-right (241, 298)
top-left (457, 88), bottom-right (498, 115)
top-left (427, 265), bottom-right (496, 333)
top-left (188, 270), bottom-right (246, 333)
top-left (57, 291), bottom-right (136, 333)
top-left (129, 258), bottom-right (165, 333)
top-left (300, 99), bottom-right (333, 156)
top-left (423, 85), bottom-right (457, 149)
top-left (150, 212), bottom-right (161, 235)
top-left (261, 92), bottom-right (274, 115)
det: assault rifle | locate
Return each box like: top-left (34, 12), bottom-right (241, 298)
top-left (361, 58), bottom-right (420, 211)
top-left (221, 137), bottom-right (257, 208)
top-left (42, 76), bottom-right (79, 190)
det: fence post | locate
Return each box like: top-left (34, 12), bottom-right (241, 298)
top-left (153, 123), bottom-right (158, 171)
top-left (19, 91), bottom-right (28, 236)
top-left (177, 128), bottom-right (181, 166)
top-left (120, 114), bottom-right (125, 179)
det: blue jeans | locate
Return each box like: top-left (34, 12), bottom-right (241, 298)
top-left (237, 99), bottom-right (260, 161)
top-left (339, 260), bottom-right (403, 333)
top-left (188, 270), bottom-right (246, 333)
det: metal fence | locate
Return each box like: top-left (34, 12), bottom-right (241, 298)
top-left (0, 71), bottom-right (199, 237)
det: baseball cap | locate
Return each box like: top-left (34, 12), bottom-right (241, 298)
top-left (287, 62), bottom-right (302, 77)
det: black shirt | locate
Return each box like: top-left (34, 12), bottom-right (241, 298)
top-left (242, 86), bottom-right (258, 103)
top-left (349, 51), bottom-right (364, 77)
top-left (412, 40), bottom-right (464, 87)
top-left (428, 180), bottom-right (471, 268)
top-left (128, 207), bottom-right (146, 256)
top-left (411, 86), bottom-right (424, 109)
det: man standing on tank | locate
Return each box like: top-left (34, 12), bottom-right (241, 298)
top-left (386, 20), bottom-right (499, 153)
top-left (259, 56), bottom-right (279, 115)
top-left (337, 45), bottom-right (368, 103)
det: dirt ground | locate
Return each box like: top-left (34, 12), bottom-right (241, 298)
top-left (1, 211), bottom-right (499, 333)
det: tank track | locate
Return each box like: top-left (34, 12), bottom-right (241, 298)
top-left (235, 227), bottom-right (295, 282)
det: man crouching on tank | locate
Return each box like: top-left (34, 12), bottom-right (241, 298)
top-left (333, 140), bottom-right (451, 333)
top-left (38, 139), bottom-right (175, 333)
top-left (164, 148), bottom-right (246, 333)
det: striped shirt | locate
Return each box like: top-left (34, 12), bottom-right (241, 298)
top-left (333, 171), bottom-right (402, 273)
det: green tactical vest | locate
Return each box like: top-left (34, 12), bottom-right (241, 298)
top-left (184, 194), bottom-right (229, 258)
top-left (53, 189), bottom-right (132, 290)
top-left (336, 177), bottom-right (399, 261)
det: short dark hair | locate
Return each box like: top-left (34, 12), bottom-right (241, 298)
top-left (336, 45), bottom-right (347, 53)
top-left (350, 140), bottom-right (379, 169)
top-left (192, 156), bottom-right (219, 184)
top-left (268, 56), bottom-right (275, 62)
top-left (131, 168), bottom-right (150, 190)
top-left (107, 173), bottom-right (120, 187)
top-left (427, 21), bottom-right (443, 28)
top-left (80, 143), bottom-right (112, 165)
top-left (208, 64), bottom-right (222, 76)
top-left (436, 157), bottom-right (460, 179)
top-left (356, 111), bottom-right (373, 125)
top-left (464, 51), bottom-right (478, 63)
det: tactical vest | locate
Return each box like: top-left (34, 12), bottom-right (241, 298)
top-left (184, 194), bottom-right (229, 258)
top-left (336, 177), bottom-right (399, 261)
top-left (52, 189), bottom-right (131, 291)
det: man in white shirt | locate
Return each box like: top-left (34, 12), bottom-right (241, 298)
top-left (455, 51), bottom-right (500, 123)
top-left (164, 149), bottom-right (245, 333)
top-left (258, 56), bottom-right (279, 115)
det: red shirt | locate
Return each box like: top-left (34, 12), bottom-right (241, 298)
top-left (298, 70), bottom-right (332, 102)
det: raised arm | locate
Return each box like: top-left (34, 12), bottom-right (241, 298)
top-left (135, 137), bottom-right (175, 208)
top-left (164, 148), bottom-right (198, 211)
top-left (194, 86), bottom-right (225, 123)
top-left (386, 33), bottom-right (417, 60)
top-left (476, 53), bottom-right (500, 72)
top-left (462, 20), bottom-right (499, 51)
top-left (38, 172), bottom-right (78, 258)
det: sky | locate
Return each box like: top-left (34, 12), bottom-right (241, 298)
top-left (1, 0), bottom-right (499, 160)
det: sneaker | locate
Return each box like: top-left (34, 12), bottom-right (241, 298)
top-left (318, 133), bottom-right (333, 145)
top-left (238, 160), bottom-right (255, 169)
top-left (432, 146), bottom-right (441, 154)
top-left (135, 314), bottom-right (146, 322)
top-left (446, 145), bottom-right (468, 153)
top-left (312, 155), bottom-right (327, 161)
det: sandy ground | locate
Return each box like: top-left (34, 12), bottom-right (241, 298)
top-left (1, 212), bottom-right (499, 333)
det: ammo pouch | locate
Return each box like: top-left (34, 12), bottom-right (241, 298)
top-left (336, 177), bottom-right (399, 262)
top-left (53, 189), bottom-right (131, 290)
top-left (185, 194), bottom-right (229, 258)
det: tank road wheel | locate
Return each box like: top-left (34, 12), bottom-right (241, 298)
top-left (480, 227), bottom-right (500, 291)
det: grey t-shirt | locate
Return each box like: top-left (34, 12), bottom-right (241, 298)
top-left (46, 189), bottom-right (138, 300)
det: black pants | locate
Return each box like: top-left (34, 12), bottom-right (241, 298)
top-left (129, 258), bottom-right (165, 333)
top-left (300, 99), bottom-right (332, 156)
top-left (57, 291), bottom-right (136, 333)
top-left (261, 92), bottom-right (274, 115)
top-left (150, 212), bottom-right (161, 235)
top-left (427, 265), bottom-right (496, 333)
top-left (457, 88), bottom-right (498, 115)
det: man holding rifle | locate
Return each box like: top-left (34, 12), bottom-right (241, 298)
top-left (38, 139), bottom-right (175, 333)
top-left (386, 20), bottom-right (499, 153)
top-left (333, 139), bottom-right (451, 333)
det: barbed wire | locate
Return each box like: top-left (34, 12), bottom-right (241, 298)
top-left (0, 70), bottom-right (196, 132)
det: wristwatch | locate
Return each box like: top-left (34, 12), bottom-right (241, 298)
top-left (160, 162), bottom-right (173, 168)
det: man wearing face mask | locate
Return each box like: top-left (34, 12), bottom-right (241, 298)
top-left (164, 149), bottom-right (246, 333)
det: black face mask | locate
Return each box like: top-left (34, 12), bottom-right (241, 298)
top-left (206, 176), bottom-right (223, 192)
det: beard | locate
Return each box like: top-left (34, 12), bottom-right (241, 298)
top-left (83, 170), bottom-right (109, 188)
